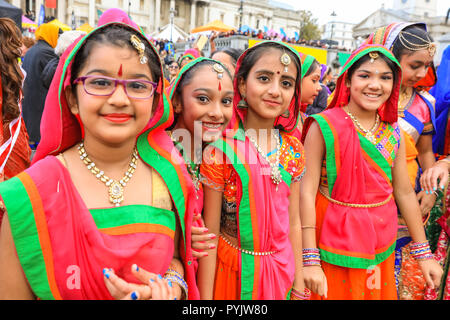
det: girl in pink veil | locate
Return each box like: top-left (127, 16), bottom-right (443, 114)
top-left (0, 22), bottom-right (198, 300)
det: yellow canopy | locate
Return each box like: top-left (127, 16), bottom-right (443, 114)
top-left (191, 20), bottom-right (236, 34)
top-left (48, 18), bottom-right (71, 31)
top-left (76, 23), bottom-right (94, 33)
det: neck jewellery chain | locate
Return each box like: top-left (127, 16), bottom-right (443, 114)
top-left (78, 142), bottom-right (138, 206)
top-left (344, 109), bottom-right (380, 144)
top-left (247, 130), bottom-right (282, 190)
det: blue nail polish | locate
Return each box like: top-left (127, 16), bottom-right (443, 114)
top-left (150, 278), bottom-right (155, 283)
top-left (174, 297), bottom-right (177, 300)
top-left (134, 264), bottom-right (139, 272)
top-left (104, 272), bottom-right (110, 279)
top-left (157, 274), bottom-right (162, 280)
top-left (425, 190), bottom-right (429, 194)
top-left (168, 280), bottom-right (172, 287)
top-left (131, 292), bottom-right (137, 300)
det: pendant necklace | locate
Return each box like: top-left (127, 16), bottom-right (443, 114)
top-left (78, 142), bottom-right (138, 206)
top-left (344, 108), bottom-right (380, 144)
top-left (247, 129), bottom-right (282, 190)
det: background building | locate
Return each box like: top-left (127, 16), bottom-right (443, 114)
top-left (9, 0), bottom-right (309, 41)
top-left (322, 19), bottom-right (356, 50)
top-left (353, 1), bottom-right (450, 64)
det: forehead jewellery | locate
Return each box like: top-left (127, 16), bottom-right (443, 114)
top-left (213, 63), bottom-right (225, 91)
top-left (398, 31), bottom-right (436, 57)
top-left (130, 35), bottom-right (148, 64)
top-left (369, 52), bottom-right (379, 63)
top-left (280, 52), bottom-right (291, 73)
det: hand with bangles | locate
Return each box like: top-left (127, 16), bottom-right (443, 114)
top-left (103, 264), bottom-right (183, 300)
top-left (191, 212), bottom-right (217, 259)
top-left (420, 158), bottom-right (450, 194)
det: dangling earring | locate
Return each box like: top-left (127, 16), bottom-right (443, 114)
top-left (237, 96), bottom-right (248, 109)
top-left (281, 109), bottom-right (290, 118)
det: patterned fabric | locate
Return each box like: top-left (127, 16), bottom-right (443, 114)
top-left (200, 131), bottom-right (305, 238)
top-left (320, 122), bottom-right (400, 187)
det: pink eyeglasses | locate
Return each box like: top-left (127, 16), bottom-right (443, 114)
top-left (73, 75), bottom-right (158, 100)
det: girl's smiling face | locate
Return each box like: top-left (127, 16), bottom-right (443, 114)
top-left (347, 56), bottom-right (394, 113)
top-left (67, 43), bottom-right (156, 146)
top-left (173, 64), bottom-right (234, 143)
top-left (239, 48), bottom-right (297, 122)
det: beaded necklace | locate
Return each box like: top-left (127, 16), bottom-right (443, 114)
top-left (169, 133), bottom-right (200, 195)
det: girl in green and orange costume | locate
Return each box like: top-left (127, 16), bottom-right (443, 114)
top-left (366, 22), bottom-right (442, 300)
top-left (299, 44), bottom-right (442, 300)
top-left (197, 41), bottom-right (307, 300)
top-left (0, 22), bottom-right (199, 300)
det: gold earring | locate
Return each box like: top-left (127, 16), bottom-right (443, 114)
top-left (237, 96), bottom-right (248, 109)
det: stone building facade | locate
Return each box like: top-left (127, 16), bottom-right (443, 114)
top-left (11, 0), bottom-right (306, 38)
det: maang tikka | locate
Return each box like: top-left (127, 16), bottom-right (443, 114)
top-left (369, 52), bottom-right (379, 63)
top-left (130, 35), bottom-right (148, 64)
top-left (213, 63), bottom-right (224, 91)
top-left (280, 52), bottom-right (291, 72)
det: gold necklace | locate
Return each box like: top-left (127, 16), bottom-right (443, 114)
top-left (398, 88), bottom-right (413, 117)
top-left (78, 142), bottom-right (138, 207)
top-left (246, 130), bottom-right (282, 190)
top-left (169, 133), bottom-right (200, 194)
top-left (344, 108), bottom-right (380, 144)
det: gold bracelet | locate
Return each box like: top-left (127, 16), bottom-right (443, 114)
top-left (436, 158), bottom-right (450, 166)
top-left (301, 225), bottom-right (316, 229)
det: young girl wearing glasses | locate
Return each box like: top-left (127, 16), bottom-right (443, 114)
top-left (0, 22), bottom-right (198, 300)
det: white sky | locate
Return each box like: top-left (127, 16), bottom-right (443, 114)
top-left (278, 0), bottom-right (450, 25)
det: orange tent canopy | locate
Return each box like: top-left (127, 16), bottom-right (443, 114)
top-left (76, 23), bottom-right (94, 33)
top-left (190, 20), bottom-right (236, 33)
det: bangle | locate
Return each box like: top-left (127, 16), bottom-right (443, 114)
top-left (436, 158), bottom-right (450, 166)
top-left (302, 248), bottom-right (321, 267)
top-left (290, 287), bottom-right (311, 300)
top-left (410, 241), bottom-right (434, 261)
top-left (163, 268), bottom-right (188, 300)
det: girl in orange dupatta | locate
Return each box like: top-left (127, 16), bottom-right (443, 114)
top-left (198, 41), bottom-right (306, 300)
top-left (299, 44), bottom-right (442, 300)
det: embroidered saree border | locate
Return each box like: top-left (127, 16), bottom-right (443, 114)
top-left (91, 205), bottom-right (176, 238)
top-left (310, 114), bottom-right (340, 194)
top-left (320, 240), bottom-right (396, 269)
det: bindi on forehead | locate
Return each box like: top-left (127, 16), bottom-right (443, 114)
top-left (117, 64), bottom-right (123, 77)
